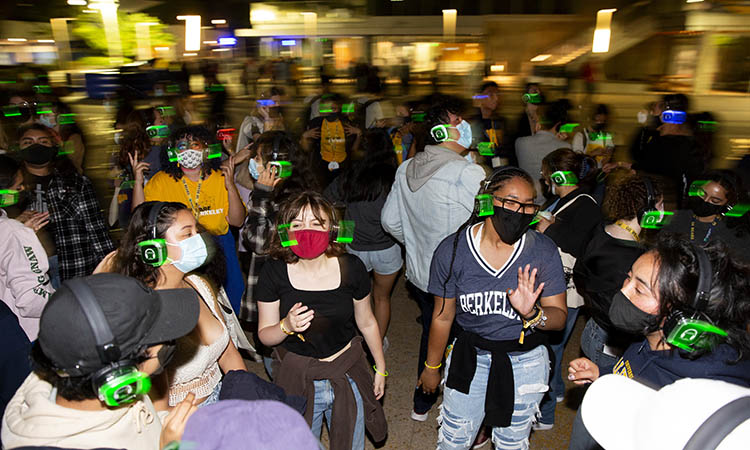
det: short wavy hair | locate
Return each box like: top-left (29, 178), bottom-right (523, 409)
top-left (268, 191), bottom-right (346, 264)
top-left (603, 173), bottom-right (663, 222)
top-left (161, 125), bottom-right (221, 181)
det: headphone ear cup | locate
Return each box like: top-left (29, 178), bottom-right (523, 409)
top-left (138, 239), bottom-right (168, 267)
top-left (92, 364), bottom-right (152, 407)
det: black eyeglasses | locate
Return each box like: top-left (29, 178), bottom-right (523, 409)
top-left (493, 196), bottom-right (540, 215)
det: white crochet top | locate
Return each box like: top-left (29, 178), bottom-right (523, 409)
top-left (168, 276), bottom-right (229, 406)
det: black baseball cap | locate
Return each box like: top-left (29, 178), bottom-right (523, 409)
top-left (38, 273), bottom-right (200, 376)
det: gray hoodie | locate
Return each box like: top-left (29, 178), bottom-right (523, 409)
top-left (382, 145), bottom-right (485, 291)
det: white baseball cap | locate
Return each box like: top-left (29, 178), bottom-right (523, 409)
top-left (582, 374), bottom-right (750, 450)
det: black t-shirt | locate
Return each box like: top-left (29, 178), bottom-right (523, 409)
top-left (573, 224), bottom-right (644, 336)
top-left (24, 173), bottom-right (56, 256)
top-left (543, 189), bottom-right (602, 258)
top-left (255, 254), bottom-right (371, 358)
top-left (661, 210), bottom-right (750, 263)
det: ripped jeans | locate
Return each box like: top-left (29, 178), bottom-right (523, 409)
top-left (437, 345), bottom-right (549, 450)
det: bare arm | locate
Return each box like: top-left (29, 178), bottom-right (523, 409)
top-left (354, 293), bottom-right (386, 399)
top-left (257, 300), bottom-right (314, 347)
top-left (418, 296), bottom-right (456, 393)
top-left (218, 339), bottom-right (247, 373)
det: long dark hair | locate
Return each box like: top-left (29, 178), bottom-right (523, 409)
top-left (340, 128), bottom-right (397, 202)
top-left (542, 148), bottom-right (599, 192)
top-left (110, 201), bottom-right (226, 288)
top-left (651, 234), bottom-right (750, 361)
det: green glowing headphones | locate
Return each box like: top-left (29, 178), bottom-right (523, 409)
top-left (663, 245), bottom-right (727, 353)
top-left (137, 202), bottom-right (170, 267)
top-left (65, 278), bottom-right (151, 407)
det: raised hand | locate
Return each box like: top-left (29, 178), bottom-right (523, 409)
top-left (256, 162), bottom-right (282, 189)
top-left (508, 264), bottom-right (545, 319)
top-left (344, 123), bottom-right (361, 137)
top-left (128, 151), bottom-right (150, 183)
top-left (284, 302), bottom-right (314, 333)
top-left (21, 211), bottom-right (50, 232)
top-left (220, 155), bottom-right (236, 190)
top-left (159, 392), bottom-right (198, 449)
top-left (302, 128), bottom-right (320, 141)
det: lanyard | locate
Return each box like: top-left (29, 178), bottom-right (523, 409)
top-left (615, 220), bottom-right (640, 242)
top-left (181, 176), bottom-right (203, 219)
top-left (690, 215), bottom-right (719, 243)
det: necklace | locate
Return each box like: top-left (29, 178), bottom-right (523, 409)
top-left (181, 175), bottom-right (203, 219)
top-left (615, 220), bottom-right (640, 242)
top-left (690, 215), bottom-right (719, 243)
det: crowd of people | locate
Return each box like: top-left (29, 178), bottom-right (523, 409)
top-left (1, 70), bottom-right (749, 450)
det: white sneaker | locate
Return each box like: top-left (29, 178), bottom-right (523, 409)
top-left (410, 410), bottom-right (429, 422)
top-left (532, 422), bottom-right (554, 431)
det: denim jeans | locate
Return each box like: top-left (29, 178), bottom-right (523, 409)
top-left (568, 405), bottom-right (602, 450)
top-left (437, 345), bottom-right (550, 450)
top-left (580, 319), bottom-right (619, 370)
top-left (539, 307), bottom-right (580, 425)
top-left (407, 282), bottom-right (440, 414)
top-left (47, 254), bottom-right (60, 290)
top-left (311, 376), bottom-right (364, 450)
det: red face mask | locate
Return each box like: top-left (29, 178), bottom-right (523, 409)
top-left (290, 229), bottom-right (330, 259)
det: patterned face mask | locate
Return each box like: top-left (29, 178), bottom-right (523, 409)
top-left (178, 149), bottom-right (203, 169)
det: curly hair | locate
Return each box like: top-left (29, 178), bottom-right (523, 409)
top-left (109, 201), bottom-right (226, 289)
top-left (649, 234), bottom-right (750, 361)
top-left (160, 125), bottom-right (221, 181)
top-left (603, 173), bottom-right (663, 222)
top-left (268, 191), bottom-right (346, 264)
top-left (116, 126), bottom-right (151, 170)
top-left (32, 342), bottom-right (151, 401)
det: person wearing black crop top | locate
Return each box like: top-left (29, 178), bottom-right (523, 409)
top-left (256, 191), bottom-right (386, 450)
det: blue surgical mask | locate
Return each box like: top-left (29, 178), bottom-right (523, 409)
top-left (248, 158), bottom-right (260, 180)
top-left (38, 114), bottom-right (57, 129)
top-left (456, 120), bottom-right (472, 149)
top-left (167, 234), bottom-right (208, 273)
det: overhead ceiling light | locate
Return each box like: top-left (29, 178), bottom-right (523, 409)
top-left (211, 19), bottom-right (226, 25)
top-left (203, 40), bottom-right (217, 44)
top-left (530, 54), bottom-right (551, 62)
top-left (592, 8), bottom-right (617, 53)
top-left (37, 39), bottom-right (55, 43)
top-left (154, 47), bottom-right (169, 51)
top-left (490, 64), bottom-right (505, 72)
top-left (82, 9), bottom-right (97, 13)
top-left (212, 48), bottom-right (230, 52)
top-left (7, 38), bottom-right (28, 42)
top-left (183, 52), bottom-right (197, 56)
top-left (67, 0), bottom-right (87, 5)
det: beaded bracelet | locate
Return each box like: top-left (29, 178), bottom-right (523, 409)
top-left (372, 365), bottom-right (389, 377)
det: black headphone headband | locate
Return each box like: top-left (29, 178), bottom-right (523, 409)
top-left (65, 278), bottom-right (121, 366)
top-left (692, 244), bottom-right (713, 311)
top-left (148, 202), bottom-right (167, 240)
top-left (272, 133), bottom-right (283, 161)
top-left (643, 177), bottom-right (655, 211)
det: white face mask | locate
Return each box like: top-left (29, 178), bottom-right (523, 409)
top-left (114, 131), bottom-right (123, 145)
top-left (167, 234), bottom-right (208, 273)
top-left (455, 120), bottom-right (473, 149)
top-left (178, 150), bottom-right (203, 169)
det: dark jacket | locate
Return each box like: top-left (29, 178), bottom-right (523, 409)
top-left (573, 224), bottom-right (644, 337)
top-left (601, 340), bottom-right (750, 389)
top-left (543, 188), bottom-right (601, 259)
top-left (273, 337), bottom-right (387, 450)
top-left (219, 370), bottom-right (306, 415)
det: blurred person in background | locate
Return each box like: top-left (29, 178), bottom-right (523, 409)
top-left (515, 101), bottom-right (571, 204)
top-left (572, 104), bottom-right (614, 168)
top-left (573, 174), bottom-right (663, 371)
top-left (325, 129), bottom-right (402, 347)
top-left (661, 170), bottom-right (750, 263)
top-left (301, 93), bottom-right (362, 187)
top-left (512, 83), bottom-right (545, 144)
top-left (388, 100), bottom-right (418, 164)
top-left (0, 154), bottom-right (53, 342)
top-left (140, 125), bottom-right (246, 313)
top-left (13, 123), bottom-right (114, 285)
top-left (619, 93), bottom-right (704, 209)
top-left (34, 100), bottom-right (87, 173)
top-left (237, 87), bottom-right (286, 152)
top-left (471, 81), bottom-right (511, 168)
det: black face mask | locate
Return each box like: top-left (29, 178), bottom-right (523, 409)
top-left (688, 196), bottom-right (725, 218)
top-left (592, 123), bottom-right (606, 132)
top-left (151, 342), bottom-right (177, 376)
top-left (490, 206), bottom-right (535, 245)
top-left (609, 291), bottom-right (658, 335)
top-left (19, 143), bottom-right (58, 166)
top-left (325, 113), bottom-right (340, 122)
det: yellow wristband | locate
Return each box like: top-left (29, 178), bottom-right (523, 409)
top-left (372, 365), bottom-right (389, 377)
top-left (279, 319), bottom-right (294, 336)
top-left (424, 361), bottom-right (442, 370)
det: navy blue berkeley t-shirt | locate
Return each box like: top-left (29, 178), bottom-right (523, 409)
top-left (428, 224), bottom-right (566, 341)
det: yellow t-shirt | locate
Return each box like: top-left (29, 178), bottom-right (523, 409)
top-left (144, 170), bottom-right (230, 235)
top-left (320, 119), bottom-right (347, 163)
